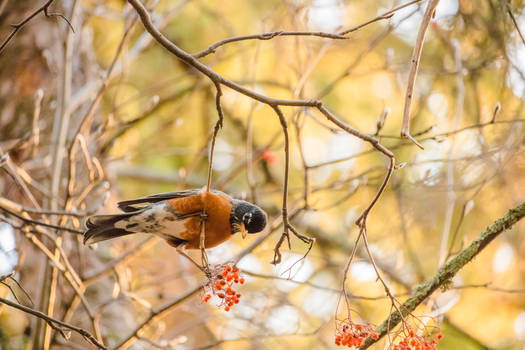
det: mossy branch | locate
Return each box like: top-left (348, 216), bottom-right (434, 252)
top-left (360, 201), bottom-right (525, 349)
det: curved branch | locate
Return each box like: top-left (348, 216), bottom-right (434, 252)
top-left (127, 0), bottom-right (320, 107)
top-left (0, 0), bottom-right (73, 54)
top-left (0, 296), bottom-right (106, 350)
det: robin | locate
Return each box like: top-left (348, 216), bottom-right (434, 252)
top-left (83, 188), bottom-right (267, 249)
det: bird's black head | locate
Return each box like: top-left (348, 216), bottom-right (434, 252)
top-left (230, 200), bottom-right (267, 237)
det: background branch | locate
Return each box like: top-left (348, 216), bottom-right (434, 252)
top-left (0, 296), bottom-right (107, 350)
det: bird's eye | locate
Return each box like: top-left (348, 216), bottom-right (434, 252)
top-left (243, 212), bottom-right (252, 224)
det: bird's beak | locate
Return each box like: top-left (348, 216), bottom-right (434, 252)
top-left (241, 223), bottom-right (248, 239)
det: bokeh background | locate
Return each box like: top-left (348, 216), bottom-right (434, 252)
top-left (0, 0), bottom-right (524, 349)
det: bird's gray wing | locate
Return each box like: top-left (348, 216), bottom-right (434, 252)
top-left (117, 189), bottom-right (230, 212)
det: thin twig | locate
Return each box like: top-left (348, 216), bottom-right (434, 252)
top-left (379, 118), bottom-right (525, 140)
top-left (271, 106), bottom-right (314, 264)
top-left (0, 151), bottom-right (41, 208)
top-left (206, 82), bottom-right (225, 191)
top-left (400, 0), bottom-right (440, 149)
top-left (506, 1), bottom-right (525, 46)
top-left (192, 30), bottom-right (347, 58)
top-left (0, 0), bottom-right (72, 54)
top-left (316, 105), bottom-right (395, 224)
top-left (20, 207), bottom-right (87, 217)
top-left (1, 274), bottom-right (34, 307)
top-left (0, 202), bottom-right (83, 234)
top-left (339, 0), bottom-right (425, 35)
top-left (112, 287), bottom-right (200, 350)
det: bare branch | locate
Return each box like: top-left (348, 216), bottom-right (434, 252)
top-left (192, 30), bottom-right (347, 59)
top-left (339, 0), bottom-right (424, 35)
top-left (506, 1), bottom-right (525, 46)
top-left (271, 106), bottom-right (314, 264)
top-left (0, 0), bottom-right (73, 54)
top-left (0, 199), bottom-right (83, 234)
top-left (400, 0), bottom-right (440, 149)
top-left (0, 296), bottom-right (107, 350)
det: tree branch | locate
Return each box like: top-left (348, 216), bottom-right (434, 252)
top-left (0, 296), bottom-right (107, 350)
top-left (400, 0), bottom-right (440, 149)
top-left (192, 30), bottom-right (347, 59)
top-left (0, 0), bottom-right (73, 54)
top-left (359, 201), bottom-right (525, 349)
top-left (506, 1), bottom-right (525, 46)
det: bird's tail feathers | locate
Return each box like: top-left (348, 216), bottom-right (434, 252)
top-left (84, 211), bottom-right (142, 245)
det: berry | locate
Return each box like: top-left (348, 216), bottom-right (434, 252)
top-left (334, 320), bottom-right (377, 348)
top-left (261, 149), bottom-right (277, 164)
top-left (202, 263), bottom-right (245, 312)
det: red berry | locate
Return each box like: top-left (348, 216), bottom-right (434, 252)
top-left (262, 149), bottom-right (277, 164)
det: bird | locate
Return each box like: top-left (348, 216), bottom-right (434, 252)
top-left (83, 188), bottom-right (267, 249)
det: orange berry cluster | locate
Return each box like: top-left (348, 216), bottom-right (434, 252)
top-left (202, 264), bottom-right (244, 312)
top-left (392, 330), bottom-right (443, 350)
top-left (335, 321), bottom-right (378, 347)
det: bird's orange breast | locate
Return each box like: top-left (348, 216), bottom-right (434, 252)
top-left (167, 191), bottom-right (233, 249)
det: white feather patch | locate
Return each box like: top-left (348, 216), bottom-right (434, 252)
top-left (114, 202), bottom-right (189, 240)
